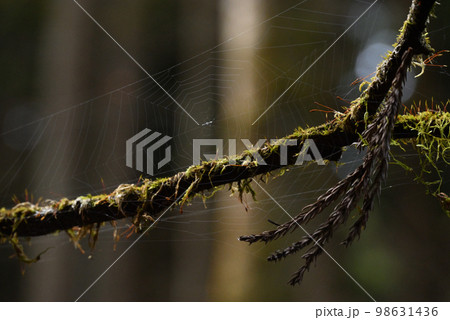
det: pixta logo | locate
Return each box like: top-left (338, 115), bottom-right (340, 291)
top-left (126, 129), bottom-right (172, 176)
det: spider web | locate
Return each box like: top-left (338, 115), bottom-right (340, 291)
top-left (0, 0), bottom-right (449, 301)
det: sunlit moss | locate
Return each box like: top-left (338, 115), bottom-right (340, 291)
top-left (394, 104), bottom-right (450, 196)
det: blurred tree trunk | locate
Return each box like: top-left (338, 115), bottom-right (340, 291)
top-left (168, 0), bottom-right (219, 301)
top-left (24, 0), bottom-right (90, 301)
top-left (208, 0), bottom-right (263, 300)
top-left (24, 0), bottom-right (140, 301)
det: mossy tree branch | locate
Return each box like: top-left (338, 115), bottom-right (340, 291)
top-left (346, 0), bottom-right (436, 125)
top-left (0, 113), bottom-right (447, 238)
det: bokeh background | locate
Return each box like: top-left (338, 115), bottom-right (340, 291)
top-left (0, 0), bottom-right (449, 301)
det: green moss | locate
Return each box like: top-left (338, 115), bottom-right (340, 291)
top-left (394, 105), bottom-right (450, 211)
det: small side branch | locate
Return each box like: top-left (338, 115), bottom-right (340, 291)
top-left (346, 0), bottom-right (437, 125)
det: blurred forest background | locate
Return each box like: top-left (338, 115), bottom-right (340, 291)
top-left (0, 0), bottom-right (449, 301)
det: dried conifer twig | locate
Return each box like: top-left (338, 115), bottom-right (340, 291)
top-left (241, 48), bottom-right (415, 286)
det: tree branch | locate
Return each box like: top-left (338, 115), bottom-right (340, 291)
top-left (0, 112), bottom-right (447, 238)
top-left (345, 0), bottom-right (436, 125)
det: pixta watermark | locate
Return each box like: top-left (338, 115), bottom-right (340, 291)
top-left (192, 138), bottom-right (324, 166)
top-left (126, 129), bottom-right (324, 176)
